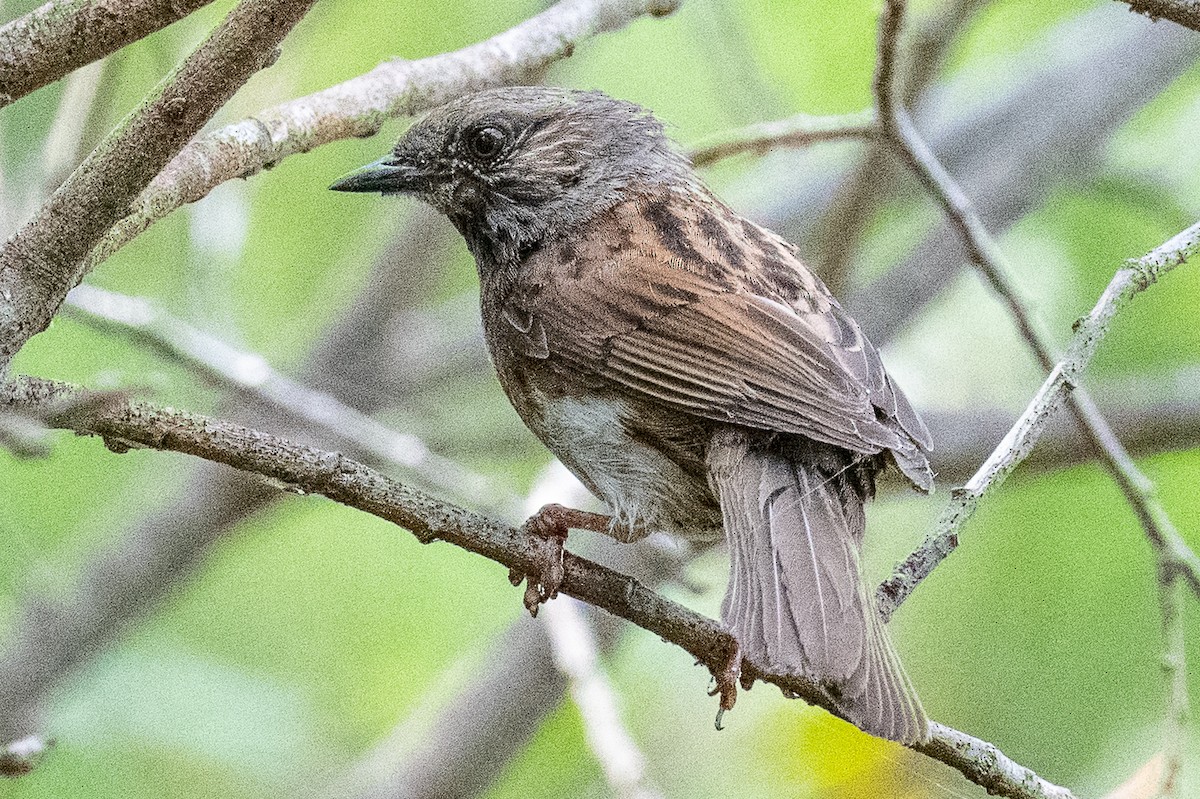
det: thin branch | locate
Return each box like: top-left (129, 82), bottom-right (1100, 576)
top-left (80, 0), bottom-right (682, 277)
top-left (0, 0), bottom-right (318, 373)
top-left (1, 376), bottom-right (1077, 799)
top-left (63, 284), bottom-right (520, 518)
top-left (1121, 0), bottom-right (1200, 32)
top-left (872, 0), bottom-right (1200, 610)
top-left (876, 220), bottom-right (1200, 617)
top-left (687, 110), bottom-right (877, 167)
top-left (0, 0), bottom-right (216, 109)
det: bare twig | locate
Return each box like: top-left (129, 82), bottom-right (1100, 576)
top-left (1, 376), bottom-right (1077, 799)
top-left (0, 0), bottom-right (216, 109)
top-left (877, 221), bottom-right (1200, 616)
top-left (80, 0), bottom-right (682, 277)
top-left (0, 0), bottom-right (318, 373)
top-left (872, 0), bottom-right (1200, 611)
top-left (1121, 0), bottom-right (1200, 32)
top-left (687, 109), bottom-right (876, 167)
top-left (63, 284), bottom-right (519, 517)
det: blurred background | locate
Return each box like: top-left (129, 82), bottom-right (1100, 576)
top-left (2, 0), bottom-right (1199, 796)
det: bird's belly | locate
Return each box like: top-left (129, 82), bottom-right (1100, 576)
top-left (526, 393), bottom-right (722, 544)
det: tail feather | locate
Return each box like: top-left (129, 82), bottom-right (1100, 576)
top-left (707, 429), bottom-right (929, 744)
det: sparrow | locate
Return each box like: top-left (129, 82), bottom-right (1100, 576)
top-left (331, 87), bottom-right (933, 744)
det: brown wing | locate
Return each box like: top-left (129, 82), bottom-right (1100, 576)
top-left (506, 191), bottom-right (933, 488)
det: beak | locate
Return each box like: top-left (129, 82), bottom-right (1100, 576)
top-left (329, 155), bottom-right (424, 195)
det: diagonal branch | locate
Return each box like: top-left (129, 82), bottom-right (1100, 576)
top-left (1, 376), bottom-right (1076, 799)
top-left (80, 0), bottom-right (681, 277)
top-left (0, 0), bottom-right (217, 109)
top-left (873, 218), bottom-right (1200, 614)
top-left (63, 283), bottom-right (518, 517)
top-left (872, 0), bottom-right (1200, 612)
top-left (0, 0), bottom-right (318, 373)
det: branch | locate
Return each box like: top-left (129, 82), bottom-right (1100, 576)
top-left (0, 0), bottom-right (318, 373)
top-left (687, 110), bottom-right (877, 167)
top-left (0, 0), bottom-right (216, 109)
top-left (63, 284), bottom-right (519, 518)
top-left (876, 220), bottom-right (1200, 617)
top-left (1, 376), bottom-right (1077, 799)
top-left (80, 0), bottom-right (681, 277)
top-left (872, 0), bottom-right (1200, 612)
top-left (1121, 0), bottom-right (1200, 32)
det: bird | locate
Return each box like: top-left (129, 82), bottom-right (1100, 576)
top-left (330, 86), bottom-right (933, 744)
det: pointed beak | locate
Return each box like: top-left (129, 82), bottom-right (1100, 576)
top-left (329, 156), bottom-right (424, 195)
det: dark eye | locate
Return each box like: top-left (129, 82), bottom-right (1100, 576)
top-left (466, 126), bottom-right (506, 160)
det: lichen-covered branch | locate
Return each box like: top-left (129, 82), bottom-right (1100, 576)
top-left (0, 376), bottom-right (1077, 799)
top-left (81, 0), bottom-right (681, 276)
top-left (0, 0), bottom-right (216, 109)
top-left (0, 0), bottom-right (318, 373)
top-left (877, 220), bottom-right (1200, 617)
top-left (872, 0), bottom-right (1200, 615)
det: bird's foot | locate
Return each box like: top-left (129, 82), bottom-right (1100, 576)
top-left (708, 637), bottom-right (742, 730)
top-left (509, 503), bottom-right (611, 617)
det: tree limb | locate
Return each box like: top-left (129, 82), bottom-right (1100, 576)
top-left (877, 220), bottom-right (1200, 617)
top-left (0, 374), bottom-right (1077, 799)
top-left (0, 0), bottom-right (216, 109)
top-left (872, 0), bottom-right (1200, 615)
top-left (0, 0), bottom-right (318, 373)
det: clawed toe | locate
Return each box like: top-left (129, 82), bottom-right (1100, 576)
top-left (513, 503), bottom-right (602, 617)
top-left (710, 638), bottom-right (742, 730)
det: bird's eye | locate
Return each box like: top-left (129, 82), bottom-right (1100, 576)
top-left (466, 126), bottom-right (506, 161)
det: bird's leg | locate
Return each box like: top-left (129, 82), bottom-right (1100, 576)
top-left (510, 503), bottom-right (612, 616)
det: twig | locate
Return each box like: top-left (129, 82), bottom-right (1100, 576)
top-left (543, 598), bottom-right (661, 799)
top-left (0, 0), bottom-right (318, 373)
top-left (1121, 0), bottom-right (1200, 32)
top-left (0, 0), bottom-right (216, 109)
top-left (872, 0), bottom-right (1200, 609)
top-left (79, 0), bottom-right (682, 277)
top-left (1, 376), bottom-right (1078, 799)
top-left (687, 110), bottom-right (877, 167)
top-left (63, 284), bottom-right (519, 518)
top-left (876, 220), bottom-right (1200, 616)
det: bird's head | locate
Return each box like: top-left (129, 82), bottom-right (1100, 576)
top-left (331, 86), bottom-right (690, 265)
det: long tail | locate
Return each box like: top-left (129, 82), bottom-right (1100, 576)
top-left (707, 429), bottom-right (929, 744)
